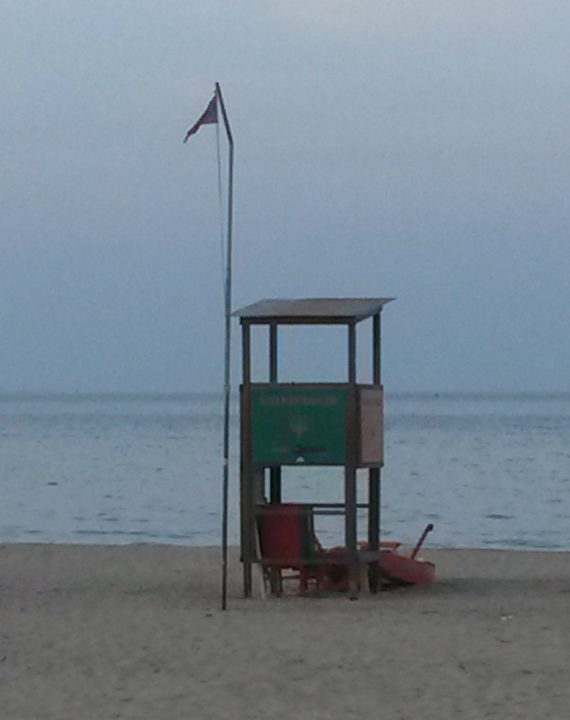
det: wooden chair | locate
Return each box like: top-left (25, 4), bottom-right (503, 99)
top-left (256, 503), bottom-right (325, 595)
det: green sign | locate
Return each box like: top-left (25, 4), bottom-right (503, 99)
top-left (251, 385), bottom-right (347, 465)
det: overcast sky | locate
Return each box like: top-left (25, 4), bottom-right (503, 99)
top-left (1, 1), bottom-right (569, 393)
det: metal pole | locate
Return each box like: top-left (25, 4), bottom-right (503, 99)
top-left (241, 322), bottom-right (253, 598)
top-left (216, 82), bottom-right (234, 611)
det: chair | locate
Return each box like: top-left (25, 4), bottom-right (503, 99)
top-left (256, 503), bottom-right (325, 595)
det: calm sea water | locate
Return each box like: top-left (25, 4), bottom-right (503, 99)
top-left (1, 393), bottom-right (569, 550)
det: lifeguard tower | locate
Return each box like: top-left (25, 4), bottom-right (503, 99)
top-left (234, 297), bottom-right (394, 599)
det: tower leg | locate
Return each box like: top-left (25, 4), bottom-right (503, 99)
top-left (368, 467), bottom-right (380, 593)
top-left (345, 466), bottom-right (358, 600)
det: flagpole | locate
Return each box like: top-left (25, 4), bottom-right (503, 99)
top-left (215, 82), bottom-right (234, 611)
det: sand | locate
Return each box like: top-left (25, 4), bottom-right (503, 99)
top-left (1, 544), bottom-right (569, 719)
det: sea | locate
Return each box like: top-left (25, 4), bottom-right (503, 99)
top-left (1, 392), bottom-right (569, 550)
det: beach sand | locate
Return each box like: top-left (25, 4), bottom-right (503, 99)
top-left (1, 544), bottom-right (569, 719)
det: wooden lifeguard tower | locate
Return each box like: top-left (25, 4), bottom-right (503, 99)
top-left (234, 297), bottom-right (394, 599)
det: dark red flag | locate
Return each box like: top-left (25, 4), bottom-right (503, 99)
top-left (183, 95), bottom-right (218, 143)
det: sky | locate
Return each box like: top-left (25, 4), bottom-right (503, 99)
top-left (1, 0), bottom-right (569, 394)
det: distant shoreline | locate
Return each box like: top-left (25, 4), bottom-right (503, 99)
top-left (2, 390), bottom-right (570, 400)
top-left (0, 540), bottom-right (568, 552)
